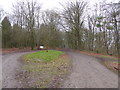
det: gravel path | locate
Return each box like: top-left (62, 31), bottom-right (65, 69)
top-left (1, 51), bottom-right (118, 88)
top-left (2, 52), bottom-right (32, 88)
top-left (61, 51), bottom-right (118, 88)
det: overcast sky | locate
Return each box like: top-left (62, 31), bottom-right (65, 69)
top-left (0, 0), bottom-right (119, 13)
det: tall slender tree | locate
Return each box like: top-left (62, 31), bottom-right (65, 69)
top-left (2, 17), bottom-right (12, 48)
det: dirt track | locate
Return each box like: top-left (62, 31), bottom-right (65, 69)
top-left (61, 51), bottom-right (118, 88)
top-left (2, 52), bottom-right (31, 88)
top-left (2, 51), bottom-right (118, 88)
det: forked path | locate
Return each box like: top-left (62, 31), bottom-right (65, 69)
top-left (62, 51), bottom-right (118, 88)
top-left (2, 51), bottom-right (118, 88)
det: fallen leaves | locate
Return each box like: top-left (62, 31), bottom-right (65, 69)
top-left (104, 61), bottom-right (120, 72)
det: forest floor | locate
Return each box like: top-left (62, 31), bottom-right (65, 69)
top-left (1, 49), bottom-right (119, 88)
top-left (1, 47), bottom-right (34, 55)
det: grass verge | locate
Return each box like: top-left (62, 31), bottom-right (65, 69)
top-left (24, 50), bottom-right (64, 62)
top-left (22, 50), bottom-right (71, 88)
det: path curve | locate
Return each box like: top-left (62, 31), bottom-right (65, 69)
top-left (61, 51), bottom-right (118, 88)
top-left (2, 52), bottom-right (32, 88)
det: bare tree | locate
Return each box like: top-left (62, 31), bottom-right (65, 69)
top-left (62, 1), bottom-right (87, 50)
top-left (103, 2), bottom-right (120, 56)
top-left (12, 0), bottom-right (41, 50)
top-left (40, 10), bottom-right (62, 48)
top-left (0, 8), bottom-right (4, 22)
